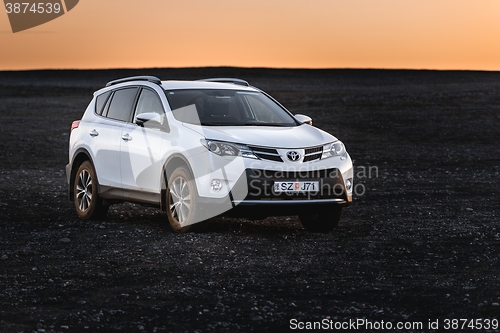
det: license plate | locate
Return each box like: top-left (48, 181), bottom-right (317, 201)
top-left (273, 181), bottom-right (319, 192)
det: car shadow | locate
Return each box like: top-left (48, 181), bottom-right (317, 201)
top-left (104, 203), bottom-right (304, 235)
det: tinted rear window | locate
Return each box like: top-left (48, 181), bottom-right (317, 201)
top-left (106, 88), bottom-right (138, 122)
top-left (95, 91), bottom-right (111, 115)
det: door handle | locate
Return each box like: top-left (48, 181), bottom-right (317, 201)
top-left (121, 133), bottom-right (132, 141)
top-left (89, 129), bottom-right (99, 137)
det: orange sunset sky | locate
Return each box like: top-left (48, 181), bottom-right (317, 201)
top-left (1, 0), bottom-right (500, 71)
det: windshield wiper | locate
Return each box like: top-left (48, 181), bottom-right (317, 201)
top-left (241, 123), bottom-right (289, 127)
top-left (199, 122), bottom-right (228, 126)
top-left (199, 122), bottom-right (256, 126)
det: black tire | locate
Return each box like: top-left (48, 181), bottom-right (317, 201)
top-left (299, 207), bottom-right (342, 233)
top-left (166, 166), bottom-right (204, 233)
top-left (73, 161), bottom-right (109, 220)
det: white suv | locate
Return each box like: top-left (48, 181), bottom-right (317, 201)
top-left (66, 76), bottom-right (353, 232)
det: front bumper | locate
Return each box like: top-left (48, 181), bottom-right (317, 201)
top-left (188, 147), bottom-right (353, 220)
top-left (232, 168), bottom-right (350, 201)
top-left (197, 167), bottom-right (351, 218)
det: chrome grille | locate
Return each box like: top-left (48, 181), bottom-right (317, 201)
top-left (303, 146), bottom-right (323, 162)
top-left (249, 145), bottom-right (323, 163)
top-left (250, 146), bottom-right (283, 162)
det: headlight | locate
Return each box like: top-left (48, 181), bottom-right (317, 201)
top-left (201, 139), bottom-right (258, 159)
top-left (321, 141), bottom-right (346, 159)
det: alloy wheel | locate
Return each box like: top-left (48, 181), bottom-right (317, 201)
top-left (169, 176), bottom-right (192, 224)
top-left (76, 169), bottom-right (92, 212)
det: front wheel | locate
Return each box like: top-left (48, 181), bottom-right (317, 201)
top-left (74, 161), bottom-right (109, 220)
top-left (166, 166), bottom-right (204, 233)
top-left (299, 207), bottom-right (342, 233)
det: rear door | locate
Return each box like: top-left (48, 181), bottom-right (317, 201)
top-left (90, 87), bottom-right (138, 191)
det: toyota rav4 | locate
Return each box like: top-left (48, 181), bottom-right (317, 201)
top-left (66, 76), bottom-right (353, 232)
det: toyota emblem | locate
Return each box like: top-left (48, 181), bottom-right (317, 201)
top-left (286, 151), bottom-right (301, 162)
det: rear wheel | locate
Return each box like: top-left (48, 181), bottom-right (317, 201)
top-left (74, 161), bottom-right (109, 220)
top-left (166, 166), bottom-right (204, 232)
top-left (299, 207), bottom-right (342, 233)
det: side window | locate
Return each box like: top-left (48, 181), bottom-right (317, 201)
top-left (102, 92), bottom-right (112, 116)
top-left (95, 91), bottom-right (111, 115)
top-left (106, 87), bottom-right (138, 122)
top-left (133, 88), bottom-right (165, 121)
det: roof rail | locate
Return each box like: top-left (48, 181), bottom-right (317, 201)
top-left (106, 76), bottom-right (162, 87)
top-left (197, 78), bottom-right (249, 87)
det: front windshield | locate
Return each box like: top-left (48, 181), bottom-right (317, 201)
top-left (165, 89), bottom-right (298, 127)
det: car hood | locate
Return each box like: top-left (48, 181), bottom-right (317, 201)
top-left (182, 123), bottom-right (337, 148)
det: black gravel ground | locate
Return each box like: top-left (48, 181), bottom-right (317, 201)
top-left (0, 68), bottom-right (500, 332)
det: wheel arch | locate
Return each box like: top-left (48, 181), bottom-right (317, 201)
top-left (69, 149), bottom-right (95, 201)
top-left (160, 154), bottom-right (195, 211)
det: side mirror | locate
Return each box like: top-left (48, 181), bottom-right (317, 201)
top-left (135, 112), bottom-right (163, 128)
top-left (295, 114), bottom-right (312, 125)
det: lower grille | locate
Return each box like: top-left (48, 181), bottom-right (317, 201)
top-left (250, 168), bottom-right (337, 179)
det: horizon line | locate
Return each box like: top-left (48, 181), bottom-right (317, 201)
top-left (1, 65), bottom-right (500, 73)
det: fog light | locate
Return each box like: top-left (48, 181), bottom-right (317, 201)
top-left (211, 180), bottom-right (223, 192)
top-left (345, 178), bottom-right (353, 191)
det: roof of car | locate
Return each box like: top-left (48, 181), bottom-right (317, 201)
top-left (96, 77), bottom-right (259, 96)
